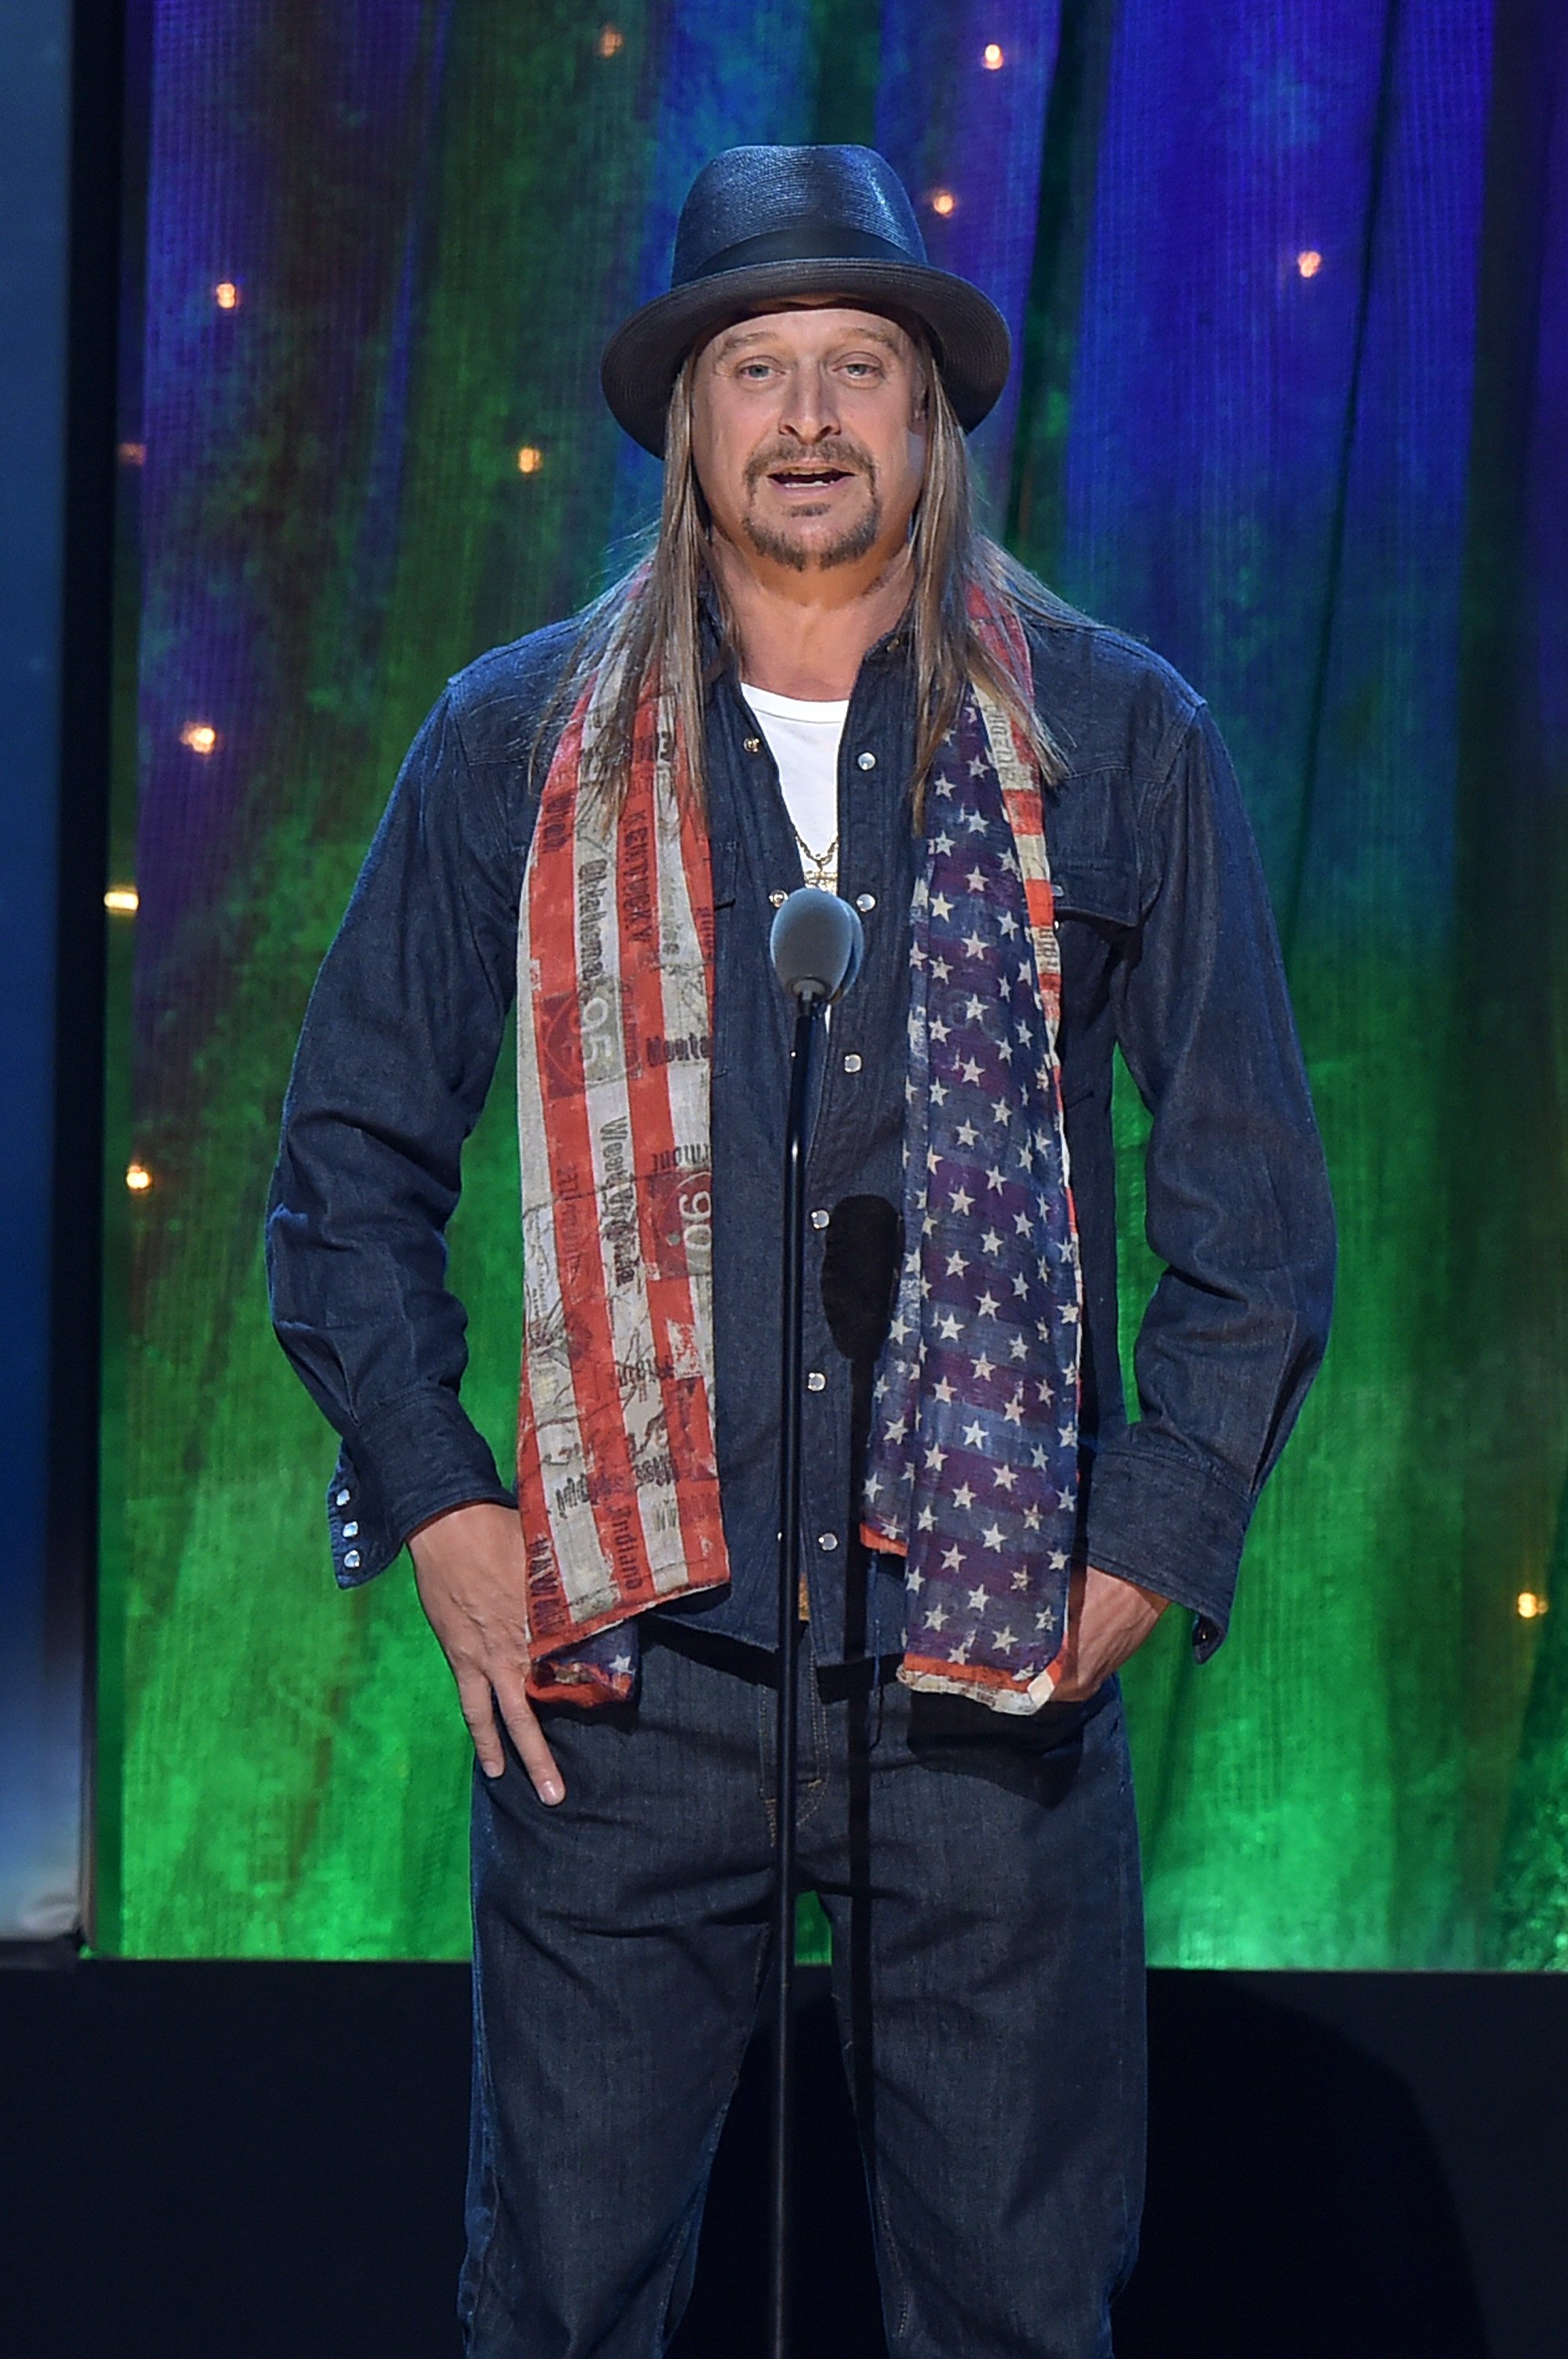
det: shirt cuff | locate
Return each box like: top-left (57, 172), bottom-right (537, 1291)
top-left (1081, 1433), bottom-right (1253, 1660)
top-left (326, 1386), bottom-right (515, 1587)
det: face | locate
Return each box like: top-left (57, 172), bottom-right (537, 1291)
top-left (689, 302), bottom-right (929, 576)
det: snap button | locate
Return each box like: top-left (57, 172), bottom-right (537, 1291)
top-left (842, 1052), bottom-right (863, 1073)
top-left (855, 892), bottom-right (876, 914)
top-left (744, 734), bottom-right (763, 754)
top-left (856, 750), bottom-right (876, 771)
top-left (342, 1521), bottom-right (359, 1539)
top-left (768, 889), bottom-right (788, 908)
top-left (343, 1549), bottom-right (361, 1570)
top-left (807, 1371), bottom-right (826, 1393)
top-left (335, 1489), bottom-right (351, 1507)
top-left (817, 1531), bottom-right (839, 1552)
top-left (810, 1209), bottom-right (830, 1231)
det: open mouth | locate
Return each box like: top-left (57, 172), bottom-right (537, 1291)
top-left (767, 466), bottom-right (856, 490)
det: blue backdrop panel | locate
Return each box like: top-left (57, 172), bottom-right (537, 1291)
top-left (0, 0), bottom-right (83, 1941)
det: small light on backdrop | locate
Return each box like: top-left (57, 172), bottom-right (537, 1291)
top-left (213, 280), bottom-right (241, 310)
top-left (126, 1163), bottom-right (153, 1194)
top-left (117, 440), bottom-right (145, 466)
top-left (104, 886), bottom-right (139, 914)
top-left (596, 24), bottom-right (624, 57)
top-left (982, 42), bottom-right (1005, 69)
top-left (516, 445), bottom-right (544, 476)
top-left (929, 189), bottom-right (958, 218)
top-left (1296, 250), bottom-right (1323, 279)
top-left (1517, 1591), bottom-right (1550, 1620)
top-left (179, 721), bottom-right (219, 755)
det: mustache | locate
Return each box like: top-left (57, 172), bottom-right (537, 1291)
top-left (744, 438), bottom-right (878, 491)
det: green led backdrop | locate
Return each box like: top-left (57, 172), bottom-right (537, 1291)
top-left (101, 0), bottom-right (1568, 1966)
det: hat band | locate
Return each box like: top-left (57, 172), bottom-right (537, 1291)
top-left (675, 223), bottom-right (919, 286)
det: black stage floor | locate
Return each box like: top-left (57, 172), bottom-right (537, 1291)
top-left (2, 1960), bottom-right (1562, 2357)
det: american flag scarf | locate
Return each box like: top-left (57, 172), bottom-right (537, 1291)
top-left (514, 591), bottom-right (1080, 1712)
top-left (860, 617), bottom-right (1083, 1710)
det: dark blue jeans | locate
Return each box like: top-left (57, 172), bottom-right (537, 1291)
top-left (461, 1628), bottom-right (1146, 2357)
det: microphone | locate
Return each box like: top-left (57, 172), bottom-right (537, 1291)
top-left (769, 886), bottom-right (863, 1004)
top-left (763, 878), bottom-right (863, 2359)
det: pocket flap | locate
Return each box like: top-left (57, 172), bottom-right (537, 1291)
top-left (1049, 855), bottom-right (1139, 929)
top-left (708, 835), bottom-right (738, 907)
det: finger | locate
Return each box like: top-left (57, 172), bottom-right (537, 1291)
top-left (1049, 1564), bottom-right (1090, 1697)
top-left (492, 1674), bottom-right (565, 1805)
top-left (455, 1674), bottom-right (506, 1779)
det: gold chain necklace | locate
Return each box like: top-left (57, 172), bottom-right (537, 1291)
top-left (792, 823), bottom-right (839, 891)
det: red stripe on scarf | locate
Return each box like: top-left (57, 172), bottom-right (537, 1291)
top-left (616, 701), bottom-right (727, 1592)
top-left (900, 1652), bottom-right (1043, 1699)
top-left (519, 709), bottom-right (660, 1639)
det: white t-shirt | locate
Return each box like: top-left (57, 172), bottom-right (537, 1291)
top-left (739, 682), bottom-right (848, 892)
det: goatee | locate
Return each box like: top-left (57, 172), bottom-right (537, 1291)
top-left (741, 493), bottom-right (884, 573)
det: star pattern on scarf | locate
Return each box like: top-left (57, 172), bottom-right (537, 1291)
top-left (863, 689), bottom-right (1083, 1698)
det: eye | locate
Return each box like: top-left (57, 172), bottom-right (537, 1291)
top-left (735, 359), bottom-right (775, 381)
top-left (840, 358), bottom-right (885, 381)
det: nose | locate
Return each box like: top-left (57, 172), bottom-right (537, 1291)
top-left (778, 359), bottom-right (840, 446)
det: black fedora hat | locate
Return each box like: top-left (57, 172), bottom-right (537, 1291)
top-left (601, 145), bottom-right (1010, 456)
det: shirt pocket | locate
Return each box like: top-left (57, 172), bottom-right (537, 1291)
top-left (1050, 855), bottom-right (1140, 933)
top-left (708, 836), bottom-right (738, 1080)
top-left (1045, 769), bottom-right (1142, 936)
top-left (709, 835), bottom-right (738, 907)
top-left (1045, 800), bottom-right (1140, 1113)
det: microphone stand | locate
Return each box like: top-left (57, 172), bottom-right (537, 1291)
top-left (769, 984), bottom-right (824, 2359)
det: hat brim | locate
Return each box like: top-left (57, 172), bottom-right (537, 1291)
top-left (600, 257), bottom-right (1011, 456)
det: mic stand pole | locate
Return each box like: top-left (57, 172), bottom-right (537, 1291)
top-left (769, 984), bottom-right (823, 2359)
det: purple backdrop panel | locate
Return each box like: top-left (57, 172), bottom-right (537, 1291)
top-left (1058, 0), bottom-right (1401, 891)
top-left (878, 2), bottom-right (1064, 505)
top-left (138, 0), bottom-right (438, 1014)
top-left (609, 0), bottom-right (819, 542)
top-left (1293, 0), bottom-right (1494, 946)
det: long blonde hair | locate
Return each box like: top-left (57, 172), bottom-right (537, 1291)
top-left (543, 331), bottom-right (1082, 817)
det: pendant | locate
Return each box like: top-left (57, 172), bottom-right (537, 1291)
top-left (795, 831), bottom-right (837, 892)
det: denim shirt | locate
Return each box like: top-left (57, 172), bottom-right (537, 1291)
top-left (266, 608), bottom-right (1335, 1665)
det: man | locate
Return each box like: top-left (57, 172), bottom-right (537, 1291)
top-left (268, 146), bottom-right (1334, 2357)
